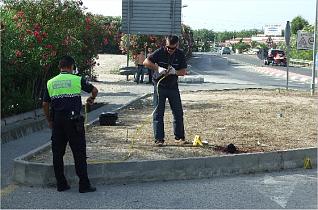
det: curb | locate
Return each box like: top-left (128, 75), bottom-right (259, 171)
top-left (13, 145), bottom-right (317, 187)
top-left (11, 88), bottom-right (317, 187)
top-left (1, 118), bottom-right (47, 144)
top-left (1, 108), bottom-right (43, 126)
top-left (88, 92), bottom-right (153, 126)
top-left (178, 76), bottom-right (204, 84)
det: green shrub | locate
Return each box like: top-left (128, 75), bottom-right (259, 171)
top-left (1, 0), bottom-right (114, 117)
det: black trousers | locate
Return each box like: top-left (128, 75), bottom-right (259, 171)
top-left (51, 113), bottom-right (90, 188)
top-left (148, 68), bottom-right (153, 83)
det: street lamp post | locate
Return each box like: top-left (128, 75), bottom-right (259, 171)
top-left (311, 0), bottom-right (318, 95)
top-left (181, 4), bottom-right (188, 23)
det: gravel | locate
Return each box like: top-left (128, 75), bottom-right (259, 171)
top-left (29, 89), bottom-right (317, 164)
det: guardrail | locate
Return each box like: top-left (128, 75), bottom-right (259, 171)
top-left (289, 59), bottom-right (313, 67)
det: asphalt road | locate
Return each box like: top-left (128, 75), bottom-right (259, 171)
top-left (226, 53), bottom-right (316, 77)
top-left (189, 52), bottom-right (315, 91)
top-left (1, 169), bottom-right (317, 209)
top-left (1, 129), bottom-right (51, 188)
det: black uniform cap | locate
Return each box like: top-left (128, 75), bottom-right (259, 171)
top-left (59, 55), bottom-right (76, 69)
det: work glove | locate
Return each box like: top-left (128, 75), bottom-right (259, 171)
top-left (158, 66), bottom-right (168, 75)
top-left (168, 66), bottom-right (176, 75)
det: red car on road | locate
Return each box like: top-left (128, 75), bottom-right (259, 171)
top-left (264, 49), bottom-right (287, 67)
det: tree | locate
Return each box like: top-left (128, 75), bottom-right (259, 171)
top-left (232, 39), bottom-right (250, 53)
top-left (303, 24), bottom-right (314, 32)
top-left (193, 29), bottom-right (215, 42)
top-left (193, 29), bottom-right (215, 52)
top-left (215, 29), bottom-right (261, 43)
top-left (291, 16), bottom-right (309, 34)
top-left (216, 31), bottom-right (235, 42)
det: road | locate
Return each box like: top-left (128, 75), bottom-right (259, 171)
top-left (1, 168), bottom-right (317, 209)
top-left (188, 52), bottom-right (316, 91)
top-left (1, 52), bottom-right (317, 209)
top-left (227, 53), bottom-right (316, 77)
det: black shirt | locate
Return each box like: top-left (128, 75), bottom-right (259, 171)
top-left (43, 72), bottom-right (94, 114)
top-left (148, 47), bottom-right (187, 89)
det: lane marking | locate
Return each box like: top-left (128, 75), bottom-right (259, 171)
top-left (227, 57), bottom-right (317, 84)
top-left (247, 173), bottom-right (317, 208)
top-left (247, 175), bottom-right (296, 208)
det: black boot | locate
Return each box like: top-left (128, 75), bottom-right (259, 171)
top-left (79, 185), bottom-right (96, 193)
top-left (57, 184), bottom-right (71, 192)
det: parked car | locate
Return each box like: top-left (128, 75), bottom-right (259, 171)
top-left (264, 49), bottom-right (287, 66)
top-left (220, 47), bottom-right (231, 55)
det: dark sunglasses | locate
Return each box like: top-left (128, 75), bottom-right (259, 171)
top-left (166, 46), bottom-right (177, 50)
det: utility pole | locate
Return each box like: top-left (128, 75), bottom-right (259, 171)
top-left (311, 0), bottom-right (318, 95)
top-left (285, 21), bottom-right (291, 90)
top-left (126, 0), bottom-right (131, 67)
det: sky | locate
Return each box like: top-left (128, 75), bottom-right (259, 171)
top-left (82, 0), bottom-right (316, 32)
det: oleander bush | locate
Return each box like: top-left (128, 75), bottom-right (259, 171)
top-left (1, 0), bottom-right (115, 117)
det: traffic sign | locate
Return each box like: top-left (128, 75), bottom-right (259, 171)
top-left (122, 0), bottom-right (182, 35)
top-left (285, 21), bottom-right (291, 45)
top-left (297, 31), bottom-right (314, 50)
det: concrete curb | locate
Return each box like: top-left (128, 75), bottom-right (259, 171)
top-left (13, 146), bottom-right (317, 187)
top-left (178, 76), bottom-right (204, 84)
top-left (1, 118), bottom-right (47, 144)
top-left (1, 108), bottom-right (43, 126)
top-left (88, 92), bottom-right (153, 126)
top-left (11, 88), bottom-right (317, 187)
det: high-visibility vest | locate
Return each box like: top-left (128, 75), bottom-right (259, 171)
top-left (47, 73), bottom-right (81, 100)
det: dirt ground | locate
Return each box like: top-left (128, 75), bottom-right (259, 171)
top-left (29, 89), bottom-right (317, 164)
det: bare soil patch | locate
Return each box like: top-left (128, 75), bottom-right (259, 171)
top-left (29, 89), bottom-right (317, 164)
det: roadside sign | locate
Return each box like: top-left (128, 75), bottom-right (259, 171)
top-left (122, 0), bottom-right (182, 35)
top-left (297, 31), bottom-right (314, 50)
top-left (264, 24), bottom-right (282, 36)
top-left (256, 48), bottom-right (267, 60)
top-left (285, 21), bottom-right (291, 45)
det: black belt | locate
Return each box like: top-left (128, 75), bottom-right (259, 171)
top-left (54, 110), bottom-right (80, 116)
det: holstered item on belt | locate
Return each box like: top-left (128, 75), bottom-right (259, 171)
top-left (70, 113), bottom-right (85, 133)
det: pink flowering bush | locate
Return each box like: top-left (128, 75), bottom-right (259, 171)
top-left (1, 0), bottom-right (115, 116)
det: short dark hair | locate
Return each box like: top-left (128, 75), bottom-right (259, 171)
top-left (59, 55), bottom-right (75, 69)
top-left (166, 35), bottom-right (179, 45)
